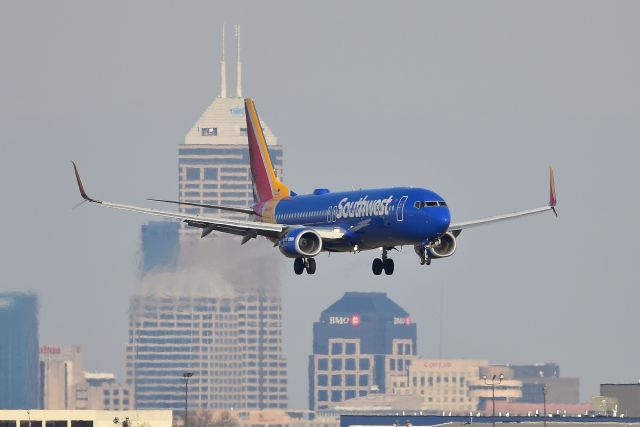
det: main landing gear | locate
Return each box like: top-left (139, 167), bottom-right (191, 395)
top-left (294, 257), bottom-right (316, 275)
top-left (372, 248), bottom-right (395, 275)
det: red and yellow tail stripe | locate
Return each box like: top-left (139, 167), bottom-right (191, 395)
top-left (245, 99), bottom-right (290, 205)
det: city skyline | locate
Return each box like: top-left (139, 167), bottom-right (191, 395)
top-left (2, 0), bottom-right (639, 409)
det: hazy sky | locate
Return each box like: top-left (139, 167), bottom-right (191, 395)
top-left (1, 1), bottom-right (639, 408)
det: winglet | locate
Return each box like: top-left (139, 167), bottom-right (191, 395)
top-left (72, 161), bottom-right (100, 203)
top-left (549, 166), bottom-right (557, 216)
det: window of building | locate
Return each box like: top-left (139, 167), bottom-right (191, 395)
top-left (346, 374), bottom-right (356, 386)
top-left (390, 359), bottom-right (396, 370)
top-left (405, 343), bottom-right (411, 354)
top-left (331, 374), bottom-right (341, 386)
top-left (318, 390), bottom-right (328, 402)
top-left (201, 127), bottom-right (217, 136)
top-left (398, 359), bottom-right (404, 371)
top-left (397, 343), bottom-right (403, 354)
top-left (359, 359), bottom-right (370, 370)
top-left (240, 127), bottom-right (248, 136)
top-left (317, 358), bottom-right (328, 370)
top-left (359, 375), bottom-right (369, 386)
top-left (331, 390), bottom-right (342, 402)
top-left (317, 375), bottom-right (328, 386)
top-left (345, 390), bottom-right (356, 400)
top-left (186, 168), bottom-right (200, 180)
top-left (331, 358), bottom-right (342, 371)
top-left (204, 168), bottom-right (218, 180)
top-left (331, 342), bottom-right (343, 355)
top-left (345, 358), bottom-right (356, 370)
top-left (345, 343), bottom-right (356, 354)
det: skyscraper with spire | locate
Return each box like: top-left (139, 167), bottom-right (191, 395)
top-left (127, 25), bottom-right (287, 411)
top-left (178, 24), bottom-right (282, 224)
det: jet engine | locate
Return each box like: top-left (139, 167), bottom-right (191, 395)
top-left (278, 228), bottom-right (323, 258)
top-left (415, 231), bottom-right (457, 259)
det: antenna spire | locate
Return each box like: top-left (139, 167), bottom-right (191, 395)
top-left (220, 24), bottom-right (227, 98)
top-left (235, 24), bottom-right (242, 98)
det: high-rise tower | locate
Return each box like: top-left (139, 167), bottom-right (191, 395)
top-left (127, 26), bottom-right (287, 411)
top-left (0, 292), bottom-right (39, 409)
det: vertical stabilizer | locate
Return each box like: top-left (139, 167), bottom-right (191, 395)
top-left (245, 98), bottom-right (289, 202)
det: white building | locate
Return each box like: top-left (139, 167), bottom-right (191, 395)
top-left (0, 410), bottom-right (171, 427)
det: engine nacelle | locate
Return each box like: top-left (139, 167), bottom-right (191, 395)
top-left (278, 228), bottom-right (323, 258)
top-left (415, 231), bottom-right (458, 259)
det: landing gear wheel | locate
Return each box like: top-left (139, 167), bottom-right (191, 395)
top-left (426, 258), bottom-right (431, 265)
top-left (372, 258), bottom-right (383, 275)
top-left (294, 257), bottom-right (305, 275)
top-left (383, 258), bottom-right (395, 275)
top-left (419, 256), bottom-right (426, 265)
top-left (306, 258), bottom-right (317, 275)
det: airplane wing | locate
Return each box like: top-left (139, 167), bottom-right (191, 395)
top-left (448, 167), bottom-right (557, 232)
top-left (72, 162), bottom-right (284, 239)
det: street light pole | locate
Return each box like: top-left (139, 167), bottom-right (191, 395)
top-left (483, 373), bottom-right (504, 427)
top-left (183, 372), bottom-right (194, 427)
top-left (543, 384), bottom-right (548, 427)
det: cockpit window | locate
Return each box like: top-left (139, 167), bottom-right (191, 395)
top-left (415, 200), bottom-right (447, 208)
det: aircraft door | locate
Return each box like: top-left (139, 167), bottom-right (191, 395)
top-left (396, 196), bottom-right (408, 222)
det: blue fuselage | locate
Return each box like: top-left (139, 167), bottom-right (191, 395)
top-left (267, 187), bottom-right (451, 252)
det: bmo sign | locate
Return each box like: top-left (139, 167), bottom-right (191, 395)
top-left (393, 316), bottom-right (412, 326)
top-left (329, 314), bottom-right (361, 326)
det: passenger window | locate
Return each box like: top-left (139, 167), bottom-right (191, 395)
top-left (426, 201), bottom-right (438, 207)
top-left (414, 201), bottom-right (421, 209)
top-left (438, 201), bottom-right (447, 207)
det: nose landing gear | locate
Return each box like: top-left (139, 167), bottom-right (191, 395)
top-left (418, 247), bottom-right (431, 266)
top-left (372, 248), bottom-right (395, 275)
top-left (294, 257), bottom-right (316, 275)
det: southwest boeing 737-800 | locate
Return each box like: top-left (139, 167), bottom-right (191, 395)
top-left (73, 98), bottom-right (557, 275)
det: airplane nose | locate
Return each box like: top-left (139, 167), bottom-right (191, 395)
top-left (435, 209), bottom-right (451, 232)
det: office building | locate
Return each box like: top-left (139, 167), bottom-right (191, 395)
top-left (488, 363), bottom-right (579, 404)
top-left (309, 292), bottom-right (417, 411)
top-left (406, 359), bottom-right (488, 413)
top-left (600, 383), bottom-right (640, 417)
top-left (139, 221), bottom-right (180, 277)
top-left (128, 25), bottom-right (287, 411)
top-left (76, 373), bottom-right (134, 411)
top-left (0, 292), bottom-right (39, 409)
top-left (126, 289), bottom-right (286, 410)
top-left (39, 345), bottom-right (83, 410)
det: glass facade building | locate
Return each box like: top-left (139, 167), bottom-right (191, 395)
top-left (0, 292), bottom-right (39, 409)
top-left (127, 290), bottom-right (286, 410)
top-left (308, 292), bottom-right (417, 411)
top-left (139, 221), bottom-right (180, 277)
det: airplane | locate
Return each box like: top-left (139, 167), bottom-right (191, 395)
top-left (72, 98), bottom-right (558, 276)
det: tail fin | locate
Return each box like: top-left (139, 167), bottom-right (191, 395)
top-left (244, 98), bottom-right (290, 203)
